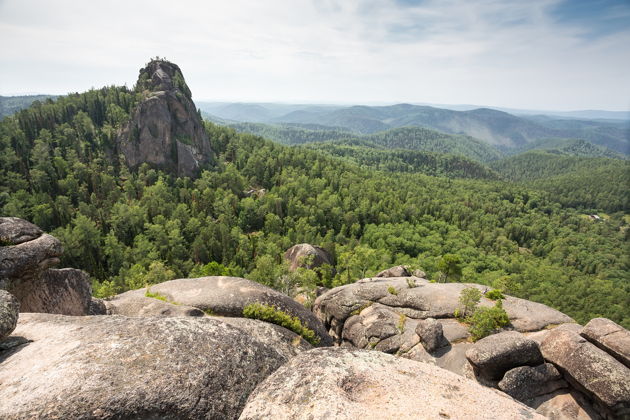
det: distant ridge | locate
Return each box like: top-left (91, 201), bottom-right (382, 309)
top-left (198, 102), bottom-right (629, 154)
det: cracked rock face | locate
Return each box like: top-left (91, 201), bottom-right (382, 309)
top-left (0, 313), bottom-right (288, 420)
top-left (0, 290), bottom-right (19, 341)
top-left (117, 59), bottom-right (214, 178)
top-left (541, 328), bottom-right (630, 420)
top-left (238, 347), bottom-right (545, 420)
top-left (0, 218), bottom-right (93, 315)
top-left (0, 218), bottom-right (62, 291)
top-left (580, 317), bottom-right (630, 369)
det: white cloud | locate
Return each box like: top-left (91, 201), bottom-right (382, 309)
top-left (0, 0), bottom-right (628, 110)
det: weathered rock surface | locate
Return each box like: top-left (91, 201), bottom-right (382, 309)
top-left (0, 227), bottom-right (62, 290)
top-left (498, 363), bottom-right (567, 402)
top-left (106, 292), bottom-right (311, 359)
top-left (375, 265), bottom-right (411, 278)
top-left (105, 291), bottom-right (205, 317)
top-left (527, 389), bottom-right (603, 420)
top-left (581, 317), bottom-right (630, 369)
top-left (88, 297), bottom-right (107, 315)
top-left (284, 243), bottom-right (332, 271)
top-left (18, 268), bottom-right (93, 315)
top-left (0, 217), bottom-right (42, 245)
top-left (0, 290), bottom-right (19, 340)
top-left (106, 276), bottom-right (332, 346)
top-left (0, 313), bottom-right (287, 419)
top-left (527, 323), bottom-right (583, 345)
top-left (313, 278), bottom-right (574, 344)
top-left (466, 331), bottom-right (544, 381)
top-left (117, 59), bottom-right (214, 178)
top-left (541, 328), bottom-right (630, 419)
top-left (221, 317), bottom-right (312, 358)
top-left (239, 347), bottom-right (545, 420)
top-left (1, 218), bottom-right (93, 315)
top-left (416, 317), bottom-right (449, 352)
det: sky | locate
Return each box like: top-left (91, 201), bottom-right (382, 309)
top-left (0, 0), bottom-right (629, 111)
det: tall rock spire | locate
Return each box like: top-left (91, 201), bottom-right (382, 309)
top-left (117, 59), bottom-right (214, 177)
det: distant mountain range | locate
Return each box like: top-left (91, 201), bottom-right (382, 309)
top-left (3, 96), bottom-right (628, 155)
top-left (198, 102), bottom-right (629, 154)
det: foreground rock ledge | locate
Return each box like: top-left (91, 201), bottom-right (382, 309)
top-left (107, 276), bottom-right (333, 346)
top-left (0, 313), bottom-right (287, 420)
top-left (238, 347), bottom-right (545, 420)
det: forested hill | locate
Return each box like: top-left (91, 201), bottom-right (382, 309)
top-left (490, 151), bottom-right (630, 212)
top-left (0, 61), bottom-right (628, 328)
top-left (229, 122), bottom-right (503, 163)
top-left (508, 138), bottom-right (625, 159)
top-left (303, 141), bottom-right (501, 180)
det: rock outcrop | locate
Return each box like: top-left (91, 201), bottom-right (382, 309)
top-left (239, 347), bottom-right (545, 419)
top-left (0, 313), bottom-right (287, 419)
top-left (375, 265), bottom-right (411, 278)
top-left (313, 277), bottom-right (575, 346)
top-left (465, 331), bottom-right (544, 381)
top-left (580, 317), bottom-right (630, 369)
top-left (313, 276), bottom-right (604, 418)
top-left (0, 217), bottom-right (93, 315)
top-left (498, 363), bottom-right (567, 402)
top-left (541, 328), bottom-right (630, 419)
top-left (0, 217), bottom-right (62, 291)
top-left (415, 317), bottom-right (449, 352)
top-left (0, 290), bottom-right (19, 340)
top-left (284, 243), bottom-right (332, 271)
top-left (105, 276), bottom-right (333, 346)
top-left (117, 59), bottom-right (214, 178)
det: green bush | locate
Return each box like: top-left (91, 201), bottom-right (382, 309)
top-left (468, 300), bottom-right (510, 341)
top-left (458, 287), bottom-right (482, 318)
top-left (387, 286), bottom-right (398, 295)
top-left (486, 289), bottom-right (504, 300)
top-left (189, 261), bottom-right (236, 277)
top-left (242, 302), bottom-right (320, 345)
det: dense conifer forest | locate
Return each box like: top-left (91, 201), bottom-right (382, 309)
top-left (0, 86), bottom-right (628, 328)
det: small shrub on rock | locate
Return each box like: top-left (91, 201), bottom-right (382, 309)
top-left (387, 286), bottom-right (398, 296)
top-left (468, 300), bottom-right (510, 341)
top-left (243, 303), bottom-right (320, 346)
top-left (458, 287), bottom-right (481, 318)
top-left (485, 289), bottom-right (504, 300)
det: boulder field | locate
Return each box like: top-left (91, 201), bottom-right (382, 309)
top-left (1, 223), bottom-right (629, 419)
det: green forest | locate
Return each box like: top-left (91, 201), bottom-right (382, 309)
top-left (0, 87), bottom-right (628, 328)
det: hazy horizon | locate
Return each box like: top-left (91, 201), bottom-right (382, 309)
top-left (1, 0), bottom-right (629, 111)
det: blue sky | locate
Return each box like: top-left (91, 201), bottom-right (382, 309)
top-left (0, 0), bottom-right (629, 110)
